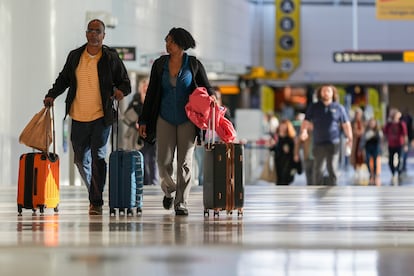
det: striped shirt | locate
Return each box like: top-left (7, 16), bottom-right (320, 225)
top-left (70, 49), bottom-right (104, 122)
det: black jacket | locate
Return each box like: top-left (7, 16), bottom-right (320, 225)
top-left (45, 44), bottom-right (131, 126)
top-left (139, 55), bottom-right (214, 144)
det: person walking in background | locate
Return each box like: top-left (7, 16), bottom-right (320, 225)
top-left (43, 19), bottom-right (131, 215)
top-left (383, 109), bottom-right (408, 184)
top-left (361, 118), bottom-right (383, 185)
top-left (270, 119), bottom-right (299, 185)
top-left (124, 77), bottom-right (159, 186)
top-left (350, 107), bottom-right (366, 183)
top-left (299, 85), bottom-right (353, 185)
top-left (138, 27), bottom-right (215, 216)
top-left (400, 107), bottom-right (413, 174)
top-left (294, 124), bottom-right (314, 185)
top-left (123, 78), bottom-right (148, 150)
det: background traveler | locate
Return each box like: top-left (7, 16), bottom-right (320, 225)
top-left (400, 107), bottom-right (413, 174)
top-left (299, 85), bottom-right (353, 185)
top-left (361, 117), bottom-right (383, 185)
top-left (383, 109), bottom-right (408, 185)
top-left (270, 119), bottom-right (300, 185)
top-left (124, 77), bottom-right (159, 186)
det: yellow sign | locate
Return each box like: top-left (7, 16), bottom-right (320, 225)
top-left (261, 86), bottom-right (275, 113)
top-left (376, 0), bottom-right (414, 20)
top-left (275, 0), bottom-right (300, 78)
top-left (403, 51), bottom-right (414, 62)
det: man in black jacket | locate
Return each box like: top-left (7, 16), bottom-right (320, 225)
top-left (44, 19), bottom-right (131, 215)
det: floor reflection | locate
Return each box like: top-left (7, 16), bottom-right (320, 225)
top-left (3, 184), bottom-right (414, 275)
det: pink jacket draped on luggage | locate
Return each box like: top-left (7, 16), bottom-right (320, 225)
top-left (185, 87), bottom-right (236, 143)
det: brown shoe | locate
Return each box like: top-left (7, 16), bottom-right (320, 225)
top-left (89, 204), bottom-right (103, 215)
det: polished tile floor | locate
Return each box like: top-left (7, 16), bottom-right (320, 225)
top-left (4, 161), bottom-right (414, 276)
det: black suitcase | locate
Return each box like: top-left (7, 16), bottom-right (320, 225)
top-left (203, 143), bottom-right (244, 217)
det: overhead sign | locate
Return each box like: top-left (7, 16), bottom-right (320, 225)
top-left (376, 0), bottom-right (414, 20)
top-left (112, 47), bottom-right (136, 61)
top-left (333, 51), bottom-right (414, 63)
top-left (275, 0), bottom-right (300, 79)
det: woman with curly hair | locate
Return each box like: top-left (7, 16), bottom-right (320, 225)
top-left (270, 119), bottom-right (300, 185)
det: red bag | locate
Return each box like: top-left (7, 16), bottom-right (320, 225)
top-left (216, 117), bottom-right (237, 143)
top-left (186, 87), bottom-right (237, 142)
top-left (185, 87), bottom-right (214, 129)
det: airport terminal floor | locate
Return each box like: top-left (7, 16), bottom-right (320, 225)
top-left (3, 159), bottom-right (414, 276)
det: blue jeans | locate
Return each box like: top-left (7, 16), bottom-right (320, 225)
top-left (71, 118), bottom-right (111, 206)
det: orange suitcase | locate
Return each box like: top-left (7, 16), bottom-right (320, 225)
top-left (17, 152), bottom-right (60, 214)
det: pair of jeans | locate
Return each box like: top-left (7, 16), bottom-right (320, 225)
top-left (71, 118), bottom-right (111, 206)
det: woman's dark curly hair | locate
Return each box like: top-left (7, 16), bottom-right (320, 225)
top-left (166, 27), bottom-right (196, 50)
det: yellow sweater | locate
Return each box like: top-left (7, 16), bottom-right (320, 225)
top-left (70, 49), bottom-right (104, 122)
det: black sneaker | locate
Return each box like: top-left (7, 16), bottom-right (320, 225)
top-left (163, 196), bottom-right (174, 210)
top-left (175, 203), bottom-right (188, 216)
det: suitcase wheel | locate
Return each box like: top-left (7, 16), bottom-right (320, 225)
top-left (203, 209), bottom-right (209, 217)
top-left (109, 208), bottom-right (116, 216)
top-left (237, 209), bottom-right (243, 217)
top-left (119, 208), bottom-right (126, 216)
top-left (127, 208), bottom-right (133, 216)
top-left (226, 210), bottom-right (233, 215)
top-left (136, 207), bottom-right (142, 216)
top-left (17, 205), bottom-right (22, 215)
top-left (54, 205), bottom-right (59, 213)
top-left (39, 205), bottom-right (45, 214)
top-left (213, 210), bottom-right (220, 217)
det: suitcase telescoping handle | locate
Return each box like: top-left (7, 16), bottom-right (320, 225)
top-left (206, 101), bottom-right (216, 150)
top-left (111, 100), bottom-right (121, 152)
top-left (46, 105), bottom-right (56, 156)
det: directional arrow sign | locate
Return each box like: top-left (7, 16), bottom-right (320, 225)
top-left (275, 0), bottom-right (300, 78)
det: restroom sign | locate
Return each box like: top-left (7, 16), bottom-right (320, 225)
top-left (275, 0), bottom-right (300, 79)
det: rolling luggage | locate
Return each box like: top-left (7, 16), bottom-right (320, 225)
top-left (17, 152), bottom-right (59, 214)
top-left (109, 149), bottom-right (144, 216)
top-left (108, 102), bottom-right (144, 216)
top-left (203, 142), bottom-right (244, 217)
top-left (17, 106), bottom-right (59, 215)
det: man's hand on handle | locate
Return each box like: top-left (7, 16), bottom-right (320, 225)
top-left (43, 97), bottom-right (54, 107)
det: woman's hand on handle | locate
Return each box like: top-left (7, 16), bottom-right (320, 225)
top-left (138, 125), bottom-right (147, 139)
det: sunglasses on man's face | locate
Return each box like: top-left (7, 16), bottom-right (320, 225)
top-left (86, 29), bottom-right (103, 35)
